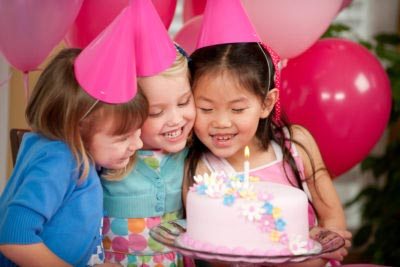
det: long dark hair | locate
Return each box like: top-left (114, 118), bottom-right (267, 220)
top-left (186, 43), bottom-right (319, 195)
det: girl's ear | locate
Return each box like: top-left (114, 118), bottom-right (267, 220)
top-left (260, 88), bottom-right (279, 118)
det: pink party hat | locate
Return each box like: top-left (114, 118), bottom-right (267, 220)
top-left (196, 0), bottom-right (282, 124)
top-left (75, 5), bottom-right (136, 104)
top-left (132, 0), bottom-right (176, 77)
top-left (196, 0), bottom-right (260, 49)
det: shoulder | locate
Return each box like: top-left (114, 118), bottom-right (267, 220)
top-left (289, 124), bottom-right (319, 150)
top-left (289, 125), bottom-right (328, 176)
top-left (195, 158), bottom-right (209, 176)
top-left (20, 132), bottom-right (76, 169)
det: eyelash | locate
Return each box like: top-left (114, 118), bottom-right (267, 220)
top-left (149, 97), bottom-right (191, 117)
top-left (178, 97), bottom-right (190, 107)
top-left (232, 108), bottom-right (246, 113)
top-left (199, 108), bottom-right (246, 113)
top-left (199, 108), bottom-right (212, 113)
top-left (148, 111), bottom-right (163, 117)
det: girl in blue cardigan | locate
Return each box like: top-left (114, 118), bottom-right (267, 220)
top-left (0, 48), bottom-right (147, 267)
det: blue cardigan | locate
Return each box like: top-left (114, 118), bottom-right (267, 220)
top-left (0, 133), bottom-right (103, 267)
top-left (102, 148), bottom-right (188, 218)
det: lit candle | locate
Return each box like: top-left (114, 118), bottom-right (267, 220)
top-left (243, 146), bottom-right (250, 184)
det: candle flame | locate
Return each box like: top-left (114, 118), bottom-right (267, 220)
top-left (244, 146), bottom-right (250, 158)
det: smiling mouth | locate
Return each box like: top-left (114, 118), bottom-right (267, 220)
top-left (211, 134), bottom-right (236, 141)
top-left (163, 127), bottom-right (183, 139)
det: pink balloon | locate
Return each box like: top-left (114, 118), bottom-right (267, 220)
top-left (0, 0), bottom-right (83, 72)
top-left (152, 0), bottom-right (177, 29)
top-left (183, 0), bottom-right (206, 23)
top-left (340, 0), bottom-right (353, 11)
top-left (174, 16), bottom-right (203, 55)
top-left (242, 0), bottom-right (342, 59)
top-left (280, 38), bottom-right (392, 177)
top-left (65, 0), bottom-right (177, 48)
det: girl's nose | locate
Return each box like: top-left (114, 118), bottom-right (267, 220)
top-left (212, 112), bottom-right (232, 128)
top-left (166, 108), bottom-right (182, 127)
top-left (129, 129), bottom-right (143, 151)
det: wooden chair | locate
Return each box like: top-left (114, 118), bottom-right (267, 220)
top-left (9, 128), bottom-right (30, 166)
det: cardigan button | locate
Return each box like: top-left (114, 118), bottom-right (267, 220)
top-left (155, 205), bottom-right (163, 212)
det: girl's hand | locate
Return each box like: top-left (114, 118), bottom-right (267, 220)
top-left (310, 227), bottom-right (352, 262)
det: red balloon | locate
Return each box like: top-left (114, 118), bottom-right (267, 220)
top-left (0, 0), bottom-right (83, 72)
top-left (183, 0), bottom-right (206, 23)
top-left (280, 38), bottom-right (391, 177)
top-left (65, 0), bottom-right (177, 48)
top-left (174, 16), bottom-right (203, 55)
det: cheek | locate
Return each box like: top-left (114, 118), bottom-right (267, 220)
top-left (194, 121), bottom-right (207, 137)
top-left (194, 115), bottom-right (205, 129)
top-left (185, 107), bottom-right (196, 127)
top-left (141, 120), bottom-right (158, 135)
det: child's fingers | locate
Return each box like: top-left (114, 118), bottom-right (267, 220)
top-left (322, 247), bottom-right (347, 261)
top-left (344, 238), bottom-right (352, 248)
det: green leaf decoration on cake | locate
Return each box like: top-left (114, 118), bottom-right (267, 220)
top-left (143, 157), bottom-right (160, 169)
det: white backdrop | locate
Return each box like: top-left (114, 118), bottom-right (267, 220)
top-left (0, 55), bottom-right (9, 193)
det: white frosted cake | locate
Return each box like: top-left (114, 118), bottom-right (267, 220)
top-left (181, 172), bottom-right (320, 256)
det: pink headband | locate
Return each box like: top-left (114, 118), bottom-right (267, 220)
top-left (260, 42), bottom-right (281, 125)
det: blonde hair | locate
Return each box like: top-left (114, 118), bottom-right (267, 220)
top-left (159, 51), bottom-right (189, 78)
top-left (26, 48), bottom-right (148, 181)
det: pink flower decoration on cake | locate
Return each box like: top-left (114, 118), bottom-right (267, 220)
top-left (258, 191), bottom-right (273, 201)
top-left (259, 214), bottom-right (275, 232)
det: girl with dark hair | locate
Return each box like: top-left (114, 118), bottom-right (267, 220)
top-left (184, 42), bottom-right (351, 267)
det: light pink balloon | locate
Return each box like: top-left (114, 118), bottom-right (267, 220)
top-left (174, 16), bottom-right (203, 55)
top-left (340, 0), bottom-right (353, 11)
top-left (280, 38), bottom-right (392, 177)
top-left (0, 0), bottom-right (83, 72)
top-left (65, 0), bottom-right (177, 49)
top-left (242, 0), bottom-right (342, 59)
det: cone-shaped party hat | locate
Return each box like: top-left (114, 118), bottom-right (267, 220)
top-left (196, 0), bottom-right (260, 49)
top-left (75, 5), bottom-right (136, 104)
top-left (132, 0), bottom-right (176, 77)
top-left (196, 0), bottom-right (282, 123)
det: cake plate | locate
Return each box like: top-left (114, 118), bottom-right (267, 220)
top-left (149, 219), bottom-right (345, 266)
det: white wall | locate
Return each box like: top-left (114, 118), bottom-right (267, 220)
top-left (0, 55), bottom-right (9, 193)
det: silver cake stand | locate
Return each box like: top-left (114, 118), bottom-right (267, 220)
top-left (149, 219), bottom-right (345, 266)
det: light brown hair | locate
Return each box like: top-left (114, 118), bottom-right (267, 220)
top-left (26, 48), bottom-right (148, 180)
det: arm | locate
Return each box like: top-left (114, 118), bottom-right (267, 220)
top-left (292, 125), bottom-right (351, 262)
top-left (0, 244), bottom-right (71, 267)
top-left (0, 144), bottom-right (78, 266)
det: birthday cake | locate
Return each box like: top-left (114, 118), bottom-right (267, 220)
top-left (180, 172), bottom-right (321, 256)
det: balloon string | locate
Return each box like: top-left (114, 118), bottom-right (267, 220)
top-left (0, 71), bottom-right (12, 89)
top-left (23, 72), bottom-right (30, 106)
